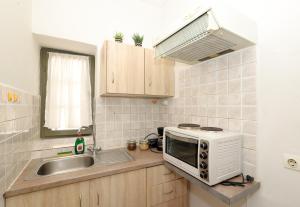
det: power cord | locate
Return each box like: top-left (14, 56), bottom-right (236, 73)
top-left (150, 147), bottom-right (163, 153)
top-left (144, 133), bottom-right (159, 140)
top-left (221, 174), bottom-right (254, 187)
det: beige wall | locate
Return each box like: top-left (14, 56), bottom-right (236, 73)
top-left (0, 0), bottom-right (39, 95)
top-left (31, 0), bottom-right (164, 97)
top-left (31, 0), bottom-right (164, 47)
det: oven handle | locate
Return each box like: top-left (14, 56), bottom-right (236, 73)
top-left (165, 131), bottom-right (198, 144)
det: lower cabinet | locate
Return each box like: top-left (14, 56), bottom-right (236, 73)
top-left (6, 165), bottom-right (188, 207)
top-left (6, 181), bottom-right (90, 207)
top-left (89, 169), bottom-right (146, 207)
top-left (147, 165), bottom-right (188, 207)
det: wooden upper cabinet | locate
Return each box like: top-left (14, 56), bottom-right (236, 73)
top-left (145, 49), bottom-right (175, 97)
top-left (100, 41), bottom-right (175, 97)
top-left (101, 41), bottom-right (144, 95)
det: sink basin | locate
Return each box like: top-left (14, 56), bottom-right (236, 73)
top-left (34, 149), bottom-right (133, 177)
top-left (37, 155), bottom-right (94, 176)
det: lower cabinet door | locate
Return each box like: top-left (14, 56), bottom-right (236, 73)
top-left (147, 179), bottom-right (188, 207)
top-left (146, 165), bottom-right (188, 207)
top-left (6, 181), bottom-right (90, 207)
top-left (90, 169), bottom-right (147, 207)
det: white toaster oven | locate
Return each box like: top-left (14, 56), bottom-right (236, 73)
top-left (163, 127), bottom-right (242, 186)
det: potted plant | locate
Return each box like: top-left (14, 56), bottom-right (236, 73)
top-left (114, 32), bottom-right (124, 43)
top-left (132, 33), bottom-right (144, 47)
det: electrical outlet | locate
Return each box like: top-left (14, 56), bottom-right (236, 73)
top-left (283, 154), bottom-right (300, 171)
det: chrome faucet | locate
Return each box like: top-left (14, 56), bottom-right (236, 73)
top-left (78, 126), bottom-right (101, 156)
top-left (88, 126), bottom-right (101, 156)
top-left (85, 100), bottom-right (101, 156)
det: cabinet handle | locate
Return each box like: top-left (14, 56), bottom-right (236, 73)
top-left (79, 194), bottom-right (82, 207)
top-left (112, 72), bottom-right (115, 84)
top-left (163, 171), bottom-right (173, 175)
top-left (164, 189), bottom-right (174, 194)
top-left (97, 193), bottom-right (100, 206)
top-left (149, 80), bottom-right (152, 87)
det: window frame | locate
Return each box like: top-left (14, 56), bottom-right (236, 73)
top-left (40, 47), bottom-right (95, 138)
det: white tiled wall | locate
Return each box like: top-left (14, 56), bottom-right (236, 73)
top-left (0, 83), bottom-right (40, 206)
top-left (94, 97), bottom-right (159, 149)
top-left (156, 46), bottom-right (257, 176)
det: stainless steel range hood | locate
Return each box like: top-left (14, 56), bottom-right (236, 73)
top-left (154, 5), bottom-right (256, 64)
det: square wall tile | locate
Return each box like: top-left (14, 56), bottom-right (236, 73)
top-left (242, 46), bottom-right (256, 64)
top-left (228, 51), bottom-right (242, 67)
top-left (242, 106), bottom-right (256, 121)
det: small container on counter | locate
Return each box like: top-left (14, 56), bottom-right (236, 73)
top-left (127, 139), bottom-right (137, 151)
top-left (139, 140), bottom-right (149, 151)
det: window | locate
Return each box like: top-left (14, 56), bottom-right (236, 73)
top-left (40, 48), bottom-right (95, 138)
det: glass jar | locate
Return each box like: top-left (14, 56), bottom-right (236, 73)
top-left (127, 139), bottom-right (137, 151)
top-left (139, 140), bottom-right (149, 151)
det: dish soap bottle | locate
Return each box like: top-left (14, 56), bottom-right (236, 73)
top-left (75, 130), bottom-right (85, 155)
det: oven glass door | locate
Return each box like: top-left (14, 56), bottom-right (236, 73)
top-left (165, 131), bottom-right (198, 168)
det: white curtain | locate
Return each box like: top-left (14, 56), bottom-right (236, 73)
top-left (44, 52), bottom-right (92, 130)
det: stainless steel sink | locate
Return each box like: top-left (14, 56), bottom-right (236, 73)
top-left (37, 155), bottom-right (94, 176)
top-left (32, 149), bottom-right (133, 178)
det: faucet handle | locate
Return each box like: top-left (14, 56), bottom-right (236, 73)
top-left (87, 145), bottom-right (101, 152)
top-left (94, 146), bottom-right (101, 152)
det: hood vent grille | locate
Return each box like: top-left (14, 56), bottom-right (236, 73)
top-left (154, 7), bottom-right (255, 64)
top-left (155, 12), bottom-right (212, 58)
top-left (168, 34), bottom-right (236, 62)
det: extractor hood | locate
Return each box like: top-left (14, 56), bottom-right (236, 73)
top-left (153, 4), bottom-right (257, 64)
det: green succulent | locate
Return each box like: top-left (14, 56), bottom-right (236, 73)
top-left (114, 32), bottom-right (124, 42)
top-left (132, 33), bottom-right (144, 46)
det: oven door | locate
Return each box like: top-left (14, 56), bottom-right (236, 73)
top-left (164, 131), bottom-right (199, 169)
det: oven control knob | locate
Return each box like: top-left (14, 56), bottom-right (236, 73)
top-left (200, 162), bottom-right (208, 169)
top-left (200, 143), bottom-right (208, 150)
top-left (200, 152), bottom-right (207, 159)
top-left (200, 171), bottom-right (208, 179)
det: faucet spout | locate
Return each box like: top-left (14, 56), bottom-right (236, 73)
top-left (78, 126), bottom-right (101, 155)
top-left (88, 126), bottom-right (101, 155)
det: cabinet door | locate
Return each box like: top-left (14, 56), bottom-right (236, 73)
top-left (147, 165), bottom-right (182, 186)
top-left (127, 45), bottom-right (144, 95)
top-left (145, 49), bottom-right (175, 96)
top-left (6, 181), bottom-right (89, 207)
top-left (147, 165), bottom-right (187, 207)
top-left (106, 41), bottom-right (144, 95)
top-left (90, 169), bottom-right (146, 207)
top-left (106, 41), bottom-right (128, 94)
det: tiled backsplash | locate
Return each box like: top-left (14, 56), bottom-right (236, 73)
top-left (94, 97), bottom-right (160, 149)
top-left (0, 84), bottom-right (40, 205)
top-left (156, 46), bottom-right (257, 176)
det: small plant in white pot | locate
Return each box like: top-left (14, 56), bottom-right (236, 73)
top-left (132, 33), bottom-right (144, 47)
top-left (114, 32), bottom-right (124, 43)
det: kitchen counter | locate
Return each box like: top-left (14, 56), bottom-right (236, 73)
top-left (5, 149), bottom-right (260, 206)
top-left (4, 148), bottom-right (164, 198)
top-left (165, 162), bottom-right (260, 205)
